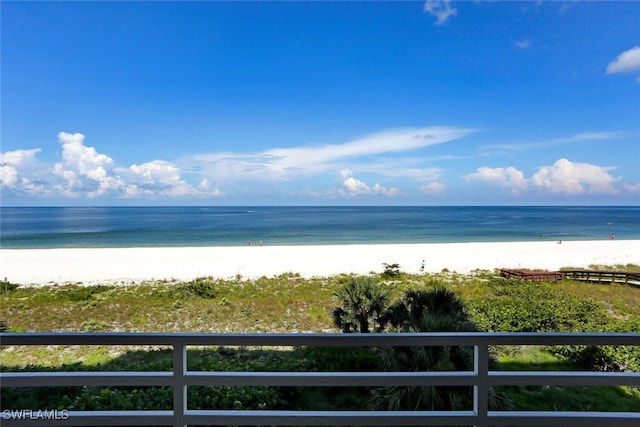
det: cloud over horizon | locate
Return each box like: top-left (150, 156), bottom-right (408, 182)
top-left (0, 148), bottom-right (41, 188)
top-left (52, 132), bottom-right (123, 198)
top-left (531, 158), bottom-right (619, 195)
top-left (1, 129), bottom-right (636, 204)
top-left (466, 166), bottom-right (528, 195)
top-left (336, 169), bottom-right (400, 197)
top-left (466, 158), bottom-right (621, 196)
top-left (192, 126), bottom-right (475, 184)
top-left (1, 127), bottom-right (472, 201)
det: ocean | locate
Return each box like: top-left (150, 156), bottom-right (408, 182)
top-left (1, 206), bottom-right (638, 249)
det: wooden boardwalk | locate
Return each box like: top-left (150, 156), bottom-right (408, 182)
top-left (500, 268), bottom-right (640, 287)
top-left (562, 270), bottom-right (640, 287)
top-left (500, 269), bottom-right (564, 282)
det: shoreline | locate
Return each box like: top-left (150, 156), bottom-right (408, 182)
top-left (1, 240), bottom-right (639, 286)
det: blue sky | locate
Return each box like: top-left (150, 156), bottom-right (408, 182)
top-left (1, 1), bottom-right (639, 206)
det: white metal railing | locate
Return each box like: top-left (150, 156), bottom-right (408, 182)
top-left (1, 332), bottom-right (639, 426)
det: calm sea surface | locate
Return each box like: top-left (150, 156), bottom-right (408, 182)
top-left (1, 206), bottom-right (638, 249)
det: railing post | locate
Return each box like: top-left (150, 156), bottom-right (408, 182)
top-left (474, 343), bottom-right (489, 427)
top-left (173, 343), bottom-right (187, 427)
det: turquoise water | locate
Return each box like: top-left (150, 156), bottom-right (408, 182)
top-left (1, 206), bottom-right (638, 248)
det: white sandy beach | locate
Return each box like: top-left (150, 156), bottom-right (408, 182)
top-left (1, 240), bottom-right (639, 285)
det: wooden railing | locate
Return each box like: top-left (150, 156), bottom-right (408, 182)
top-left (562, 270), bottom-right (640, 286)
top-left (1, 332), bottom-right (639, 427)
top-left (500, 269), bottom-right (564, 282)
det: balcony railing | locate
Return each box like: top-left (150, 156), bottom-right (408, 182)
top-left (1, 332), bottom-right (639, 426)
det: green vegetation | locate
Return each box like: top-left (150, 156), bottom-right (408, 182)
top-left (1, 265), bottom-right (639, 413)
top-left (332, 276), bottom-right (391, 333)
top-left (381, 262), bottom-right (402, 278)
top-left (153, 277), bottom-right (218, 300)
top-left (467, 279), bottom-right (606, 332)
top-left (0, 279), bottom-right (20, 294)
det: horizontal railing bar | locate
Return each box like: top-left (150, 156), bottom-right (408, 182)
top-left (183, 370), bottom-right (477, 386)
top-left (185, 410), bottom-right (477, 426)
top-left (0, 371), bottom-right (172, 387)
top-left (0, 371), bottom-right (477, 388)
top-left (0, 410), bottom-right (477, 427)
top-left (489, 371), bottom-right (640, 387)
top-left (4, 370), bottom-right (637, 388)
top-left (2, 410), bottom-right (637, 427)
top-left (0, 411), bottom-right (174, 427)
top-left (2, 332), bottom-right (639, 346)
top-left (488, 411), bottom-right (640, 427)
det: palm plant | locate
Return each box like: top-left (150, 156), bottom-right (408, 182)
top-left (332, 276), bottom-right (390, 333)
top-left (369, 287), bottom-right (512, 412)
top-left (381, 287), bottom-right (473, 332)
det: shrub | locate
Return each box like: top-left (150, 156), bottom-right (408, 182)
top-left (467, 279), bottom-right (606, 332)
top-left (80, 319), bottom-right (110, 332)
top-left (0, 280), bottom-right (19, 294)
top-left (550, 318), bottom-right (640, 375)
top-left (156, 278), bottom-right (218, 300)
top-left (298, 346), bottom-right (382, 372)
top-left (48, 285), bottom-right (113, 302)
top-left (381, 263), bottom-right (401, 278)
top-left (68, 385), bottom-right (284, 411)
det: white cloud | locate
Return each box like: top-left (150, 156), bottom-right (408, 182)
top-left (419, 181), bottom-right (446, 195)
top-left (129, 160), bottom-right (182, 186)
top-left (0, 148), bottom-right (41, 188)
top-left (482, 131), bottom-right (626, 154)
top-left (624, 182), bottom-right (640, 193)
top-left (20, 177), bottom-right (49, 195)
top-left (342, 176), bottom-right (371, 195)
top-left (52, 132), bottom-right (124, 197)
top-left (198, 178), bottom-right (223, 196)
top-left (557, 131), bottom-right (628, 143)
top-left (337, 169), bottom-right (399, 197)
top-left (423, 0), bottom-right (457, 25)
top-left (126, 160), bottom-right (221, 198)
top-left (57, 132), bottom-right (113, 175)
top-left (0, 165), bottom-right (19, 187)
top-left (466, 159), bottom-right (621, 196)
top-left (194, 127), bottom-right (474, 183)
top-left (466, 166), bottom-right (528, 194)
top-left (266, 126), bottom-right (471, 175)
top-left (40, 132), bottom-right (223, 200)
top-left (606, 46), bottom-right (640, 75)
top-left (531, 158), bottom-right (619, 195)
top-left (515, 39), bottom-right (531, 50)
top-left (5, 129), bottom-right (632, 203)
top-left (382, 165), bottom-right (444, 181)
top-left (0, 148), bottom-right (42, 166)
top-left (2, 128), bottom-right (470, 201)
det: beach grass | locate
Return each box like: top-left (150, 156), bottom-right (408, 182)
top-left (2, 267), bottom-right (640, 334)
